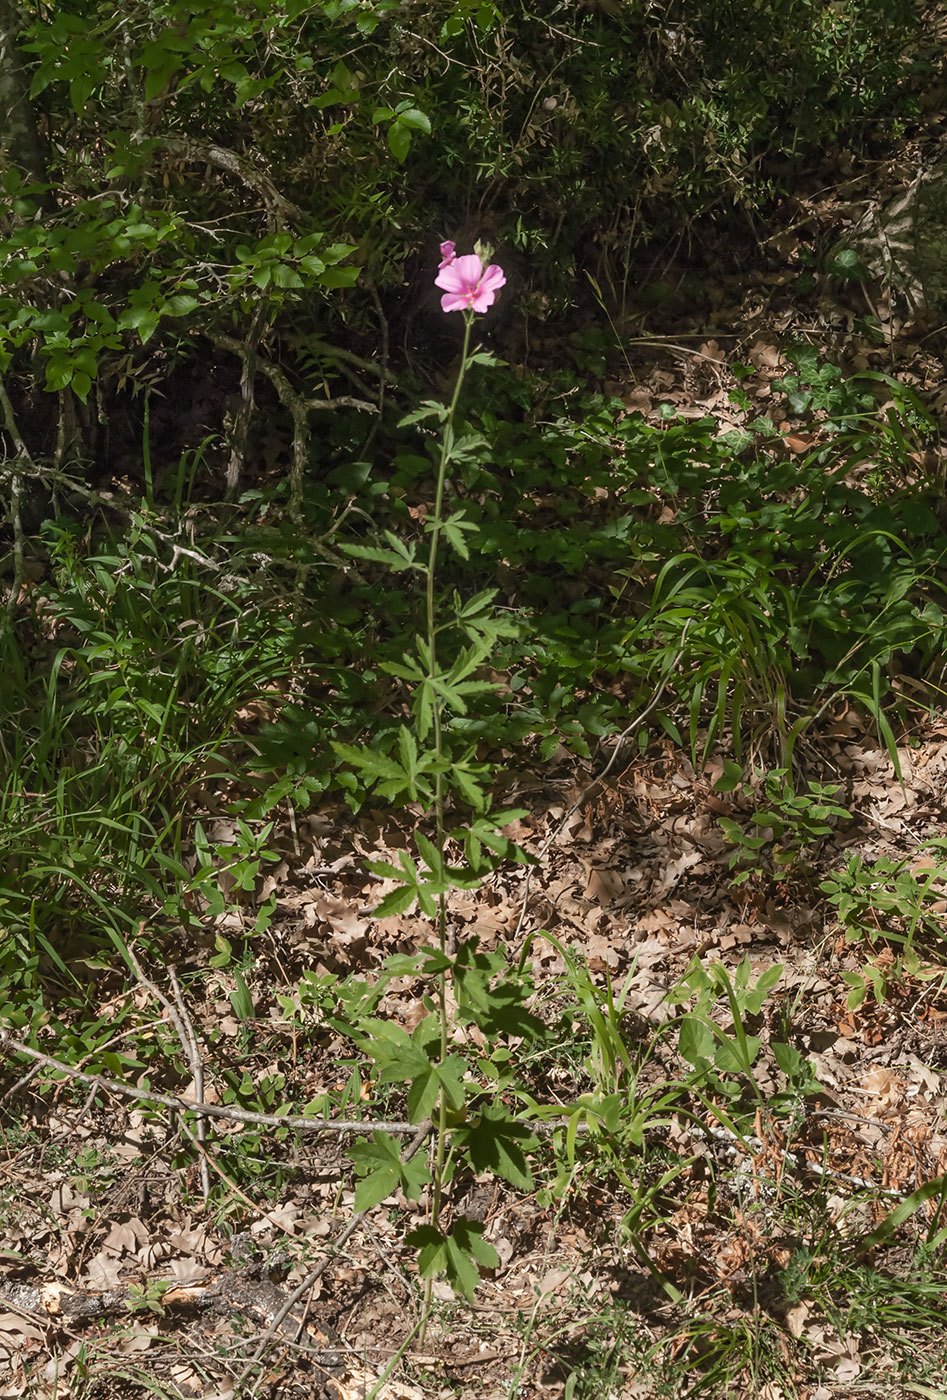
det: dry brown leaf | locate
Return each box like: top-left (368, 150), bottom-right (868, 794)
top-left (783, 1300), bottom-right (812, 1338)
top-left (583, 866), bottom-right (629, 904)
top-left (537, 1267), bottom-right (571, 1298)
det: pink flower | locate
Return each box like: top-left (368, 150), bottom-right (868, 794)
top-left (435, 252), bottom-right (506, 314)
top-left (438, 240), bottom-right (457, 268)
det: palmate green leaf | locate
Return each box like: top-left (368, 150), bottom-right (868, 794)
top-left (350, 1144), bottom-right (399, 1210)
top-left (407, 1219), bottom-right (499, 1301)
top-left (442, 520), bottom-right (470, 559)
top-left (397, 725), bottom-right (418, 781)
top-left (448, 638), bottom-right (492, 681)
top-left (431, 677), bottom-right (495, 715)
top-left (456, 587), bottom-right (498, 619)
top-left (453, 1105), bottom-right (538, 1191)
top-left (435, 1054), bottom-right (467, 1112)
top-left (331, 742), bottom-right (407, 784)
top-left (451, 764), bottom-right (487, 811)
top-left (406, 1063), bottom-right (438, 1121)
top-left (358, 1019), bottom-right (430, 1085)
top-left (398, 401), bottom-right (447, 427)
top-left (338, 543), bottom-right (419, 571)
top-left (380, 659), bottom-right (425, 683)
top-left (400, 1149), bottom-right (432, 1200)
top-left (349, 1132), bottom-right (432, 1211)
top-left (461, 810), bottom-right (534, 867)
top-left (413, 829), bottom-right (442, 878)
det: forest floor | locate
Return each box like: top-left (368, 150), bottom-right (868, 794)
top-left (5, 161), bottom-right (947, 1400)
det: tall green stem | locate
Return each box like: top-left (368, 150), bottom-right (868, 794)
top-left (420, 311), bottom-right (473, 1338)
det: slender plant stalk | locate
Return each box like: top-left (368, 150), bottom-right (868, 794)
top-left (419, 312), bottom-right (474, 1340)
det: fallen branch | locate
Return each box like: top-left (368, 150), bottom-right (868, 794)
top-left (231, 1119), bottom-right (432, 1395)
top-left (0, 1029), bottom-right (415, 1135)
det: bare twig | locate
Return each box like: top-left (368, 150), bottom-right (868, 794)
top-left (0, 1029), bottom-right (415, 1135)
top-left (358, 282), bottom-right (389, 457)
top-left (167, 963), bottom-right (211, 1201)
top-left (178, 1118), bottom-right (299, 1234)
top-left (159, 138), bottom-right (306, 228)
top-left (122, 945), bottom-right (210, 1197)
top-left (0, 373), bottom-right (34, 614)
top-left (226, 302), bottom-right (268, 501)
top-left (232, 1119), bottom-right (432, 1396)
top-left (212, 331), bottom-right (377, 527)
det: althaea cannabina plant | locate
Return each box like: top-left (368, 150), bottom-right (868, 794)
top-left (334, 242), bottom-right (543, 1328)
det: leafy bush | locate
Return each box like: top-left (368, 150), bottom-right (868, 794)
top-left (0, 0), bottom-right (923, 442)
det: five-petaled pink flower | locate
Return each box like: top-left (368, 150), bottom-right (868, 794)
top-left (435, 250), bottom-right (506, 314)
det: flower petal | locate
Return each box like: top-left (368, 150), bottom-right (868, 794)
top-left (434, 256), bottom-right (482, 294)
top-left (440, 290), bottom-right (470, 312)
top-left (453, 254), bottom-right (485, 285)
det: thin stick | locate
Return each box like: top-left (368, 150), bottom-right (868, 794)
top-left (178, 1118), bottom-right (298, 1234)
top-left (121, 943), bottom-right (210, 1201)
top-left (225, 302), bottom-right (267, 501)
top-left (168, 963), bottom-right (211, 1202)
top-left (0, 1029), bottom-right (415, 1135)
top-left (231, 1120), bottom-right (432, 1396)
top-left (0, 374), bottom-right (33, 615)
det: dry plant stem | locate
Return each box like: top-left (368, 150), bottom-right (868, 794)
top-left (0, 374), bottom-right (32, 615)
top-left (419, 313), bottom-right (474, 1345)
top-left (213, 331), bottom-right (377, 530)
top-left (168, 963), bottom-right (211, 1202)
top-left (122, 942), bottom-right (210, 1201)
top-left (225, 301), bottom-right (267, 500)
top-left (232, 1119), bottom-right (432, 1397)
top-left (358, 281), bottom-right (389, 458)
top-left (178, 1119), bottom-right (299, 1235)
top-left (0, 1029), bottom-right (415, 1134)
top-left (6, 455), bottom-right (331, 575)
top-left (514, 620), bottom-right (692, 955)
